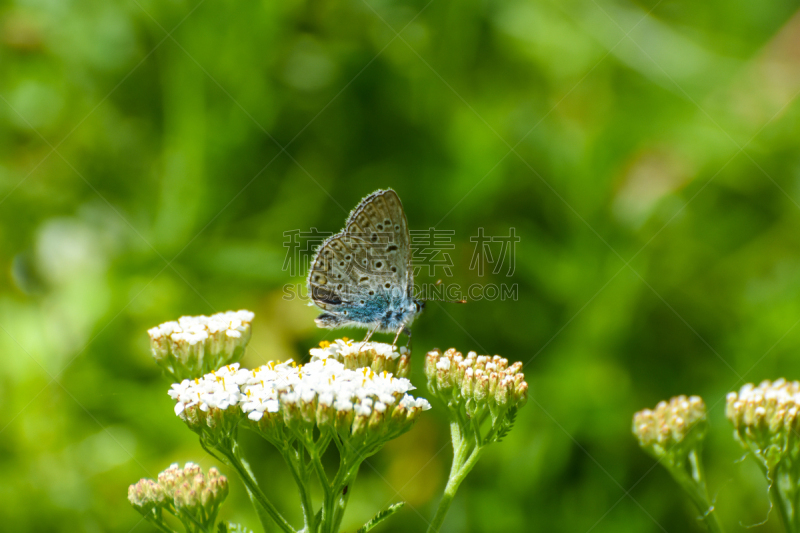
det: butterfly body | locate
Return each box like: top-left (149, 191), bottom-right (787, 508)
top-left (307, 189), bottom-right (423, 343)
top-left (315, 292), bottom-right (423, 332)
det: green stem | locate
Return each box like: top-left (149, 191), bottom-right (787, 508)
top-left (321, 461), bottom-right (348, 533)
top-left (750, 458), bottom-right (794, 533)
top-left (310, 447), bottom-right (332, 531)
top-left (769, 475), bottom-right (795, 533)
top-left (179, 509), bottom-right (212, 533)
top-left (794, 478), bottom-right (800, 533)
top-left (331, 464), bottom-right (360, 533)
top-left (244, 482), bottom-right (278, 533)
top-left (286, 446), bottom-right (316, 533)
top-left (143, 514), bottom-right (179, 533)
top-left (310, 448), bottom-right (331, 497)
top-left (427, 426), bottom-right (483, 533)
top-left (669, 454), bottom-right (724, 533)
top-left (224, 448), bottom-right (297, 533)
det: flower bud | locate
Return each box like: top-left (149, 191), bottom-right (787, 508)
top-left (474, 372), bottom-right (489, 401)
top-left (396, 354), bottom-right (410, 379)
top-left (488, 372), bottom-right (499, 397)
top-left (495, 377), bottom-right (510, 406)
top-left (425, 350), bottom-right (439, 381)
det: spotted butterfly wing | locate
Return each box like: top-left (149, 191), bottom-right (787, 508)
top-left (307, 189), bottom-right (419, 336)
top-left (344, 189), bottom-right (412, 295)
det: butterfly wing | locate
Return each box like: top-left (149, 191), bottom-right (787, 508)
top-left (307, 232), bottom-right (362, 310)
top-left (344, 189), bottom-right (412, 296)
top-left (307, 189), bottom-right (413, 328)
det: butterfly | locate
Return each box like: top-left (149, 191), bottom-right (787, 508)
top-left (307, 189), bottom-right (423, 346)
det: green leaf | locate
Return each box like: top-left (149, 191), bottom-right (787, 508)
top-left (355, 502), bottom-right (406, 533)
top-left (495, 407), bottom-right (518, 443)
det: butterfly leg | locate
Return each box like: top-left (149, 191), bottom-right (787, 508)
top-left (392, 325), bottom-right (412, 352)
top-left (359, 323), bottom-right (381, 351)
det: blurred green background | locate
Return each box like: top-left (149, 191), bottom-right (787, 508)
top-left (3, 0), bottom-right (800, 531)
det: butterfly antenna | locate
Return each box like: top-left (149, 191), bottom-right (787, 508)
top-left (418, 296), bottom-right (468, 304)
top-left (420, 279), bottom-right (466, 303)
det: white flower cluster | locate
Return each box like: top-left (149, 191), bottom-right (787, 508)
top-left (169, 340), bottom-right (430, 445)
top-left (633, 395), bottom-right (707, 460)
top-left (726, 379), bottom-right (800, 469)
top-left (309, 338), bottom-right (410, 377)
top-left (148, 310), bottom-right (254, 380)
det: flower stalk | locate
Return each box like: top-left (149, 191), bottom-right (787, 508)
top-left (424, 348), bottom-right (528, 533)
top-left (633, 395), bottom-right (723, 533)
top-left (727, 379), bottom-right (800, 533)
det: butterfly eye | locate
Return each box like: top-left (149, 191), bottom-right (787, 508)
top-left (384, 219), bottom-right (391, 225)
top-left (345, 255), bottom-right (352, 260)
top-left (394, 225), bottom-right (400, 231)
top-left (339, 261), bottom-right (345, 267)
top-left (368, 290), bottom-right (374, 295)
top-left (387, 245), bottom-right (398, 252)
top-left (376, 224), bottom-right (383, 230)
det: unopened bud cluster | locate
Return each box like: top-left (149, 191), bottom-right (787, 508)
top-left (148, 310), bottom-right (254, 380)
top-left (310, 338), bottom-right (410, 377)
top-left (633, 395), bottom-right (707, 461)
top-left (726, 379), bottom-right (800, 469)
top-left (169, 340), bottom-right (430, 448)
top-left (128, 462), bottom-right (228, 526)
top-left (425, 348), bottom-right (528, 416)
top-left (128, 478), bottom-right (165, 514)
